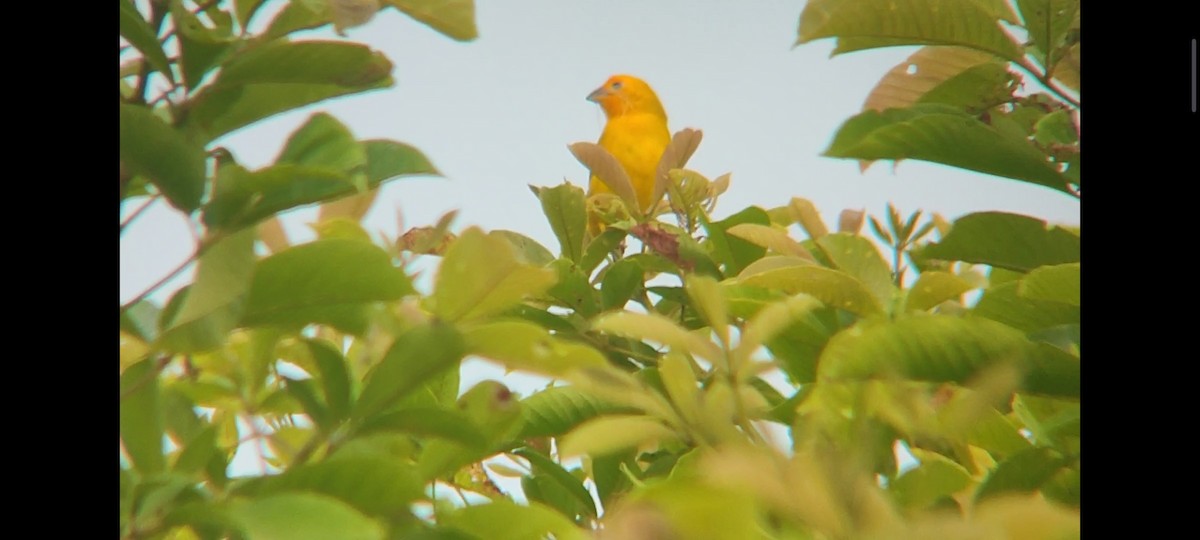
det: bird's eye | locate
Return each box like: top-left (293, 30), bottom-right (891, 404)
top-left (611, 81), bottom-right (623, 90)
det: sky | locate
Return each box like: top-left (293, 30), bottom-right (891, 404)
top-left (121, 0), bottom-right (1079, 486)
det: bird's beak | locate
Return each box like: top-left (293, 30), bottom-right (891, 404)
top-left (586, 85), bottom-right (609, 103)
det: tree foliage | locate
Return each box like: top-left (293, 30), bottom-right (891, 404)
top-left (121, 1), bottom-right (1079, 538)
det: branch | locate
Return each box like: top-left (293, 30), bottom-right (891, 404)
top-left (1014, 57), bottom-right (1080, 109)
top-left (120, 247), bottom-right (199, 311)
top-left (120, 194), bottom-right (161, 233)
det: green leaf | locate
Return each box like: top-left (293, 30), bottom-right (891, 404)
top-left (816, 233), bottom-right (894, 308)
top-left (441, 500), bottom-right (586, 540)
top-left (797, 0), bottom-right (1024, 61)
top-left (702, 206), bottom-right (770, 277)
top-left (736, 265), bottom-right (882, 317)
top-left (920, 212), bottom-right (1080, 272)
top-left (234, 0), bottom-right (269, 29)
top-left (734, 294), bottom-right (825, 368)
top-left (226, 493), bottom-right (384, 540)
top-left (558, 415), bottom-right (676, 459)
top-left (600, 259), bottom-right (643, 311)
top-left (513, 448), bottom-right (598, 518)
top-left (819, 316), bottom-right (1079, 397)
top-left (120, 359), bottom-right (165, 474)
top-left (158, 228), bottom-right (257, 353)
top-left (592, 311), bottom-right (722, 362)
top-left (891, 451), bottom-right (972, 508)
top-left (234, 457), bottom-right (423, 517)
top-left (975, 447), bottom-right (1065, 501)
top-left (433, 228), bottom-right (558, 322)
top-left (262, 0), bottom-right (331, 39)
top-left (241, 239), bottom-right (413, 333)
top-left (276, 112), bottom-right (367, 173)
top-left (172, 426), bottom-right (220, 476)
top-left (519, 387), bottom-right (628, 438)
top-left (364, 139), bottom-right (440, 182)
top-left (203, 164), bottom-right (356, 230)
top-left (905, 271), bottom-right (974, 312)
top-left (305, 339), bottom-right (352, 421)
top-left (353, 323), bottom-right (465, 421)
top-left (547, 259), bottom-right (600, 317)
top-left (1013, 394), bottom-right (1079, 455)
top-left (464, 320), bottom-right (607, 377)
top-left (537, 183), bottom-right (588, 263)
top-left (825, 105), bottom-right (1071, 194)
top-left (1016, 0), bottom-right (1079, 66)
top-left (119, 104), bottom-right (207, 211)
top-left (962, 407), bottom-right (1032, 459)
top-left (1033, 109), bottom-right (1078, 145)
top-left (581, 227), bottom-right (627, 274)
top-left (864, 46), bottom-right (1014, 113)
top-left (185, 41), bottom-right (393, 142)
top-left (119, 0), bottom-right (173, 81)
top-left (169, 0), bottom-right (236, 90)
top-left (491, 230), bottom-right (555, 267)
top-left (358, 408), bottom-right (487, 448)
top-left (383, 0), bottom-right (478, 41)
top-left (121, 300), bottom-right (162, 342)
top-left (974, 281), bottom-right (1078, 333)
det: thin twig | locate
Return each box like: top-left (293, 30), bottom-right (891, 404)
top-left (1014, 57), bottom-right (1080, 109)
top-left (120, 195), bottom-right (161, 233)
top-left (120, 248), bottom-right (199, 311)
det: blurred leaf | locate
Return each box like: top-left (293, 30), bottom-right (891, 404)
top-left (491, 230), bottom-right (555, 267)
top-left (358, 407), bottom-right (486, 448)
top-left (276, 112), bottom-right (366, 174)
top-left (519, 387), bottom-right (628, 438)
top-left (1017, 0), bottom-right (1079, 67)
top-left (974, 281), bottom-right (1078, 333)
top-left (865, 46), bottom-right (1012, 113)
top-left (826, 104), bottom-right (1071, 194)
top-left (1017, 264), bottom-right (1084, 306)
top-left (654, 129), bottom-right (705, 205)
top-left (433, 228), bottom-right (558, 322)
top-left (737, 265), bottom-right (882, 317)
top-left (685, 275), bottom-right (730, 345)
top-left (169, 0), bottom-right (236, 90)
top-left (331, 0), bottom-right (382, 33)
top-left (569, 142), bottom-right (640, 213)
top-left (234, 457), bottom-right (423, 517)
top-left (838, 208), bottom-right (865, 234)
top-left (234, 0), bottom-right (269, 28)
top-left (353, 323), bottom-right (465, 421)
top-left (600, 259), bottom-right (643, 310)
top-left (241, 239), bottom-right (413, 333)
top-left (1013, 394), bottom-right (1079, 455)
top-left (226, 493), bottom-right (384, 540)
top-left (464, 320), bottom-right (607, 377)
top-left (121, 300), bottom-right (162, 343)
top-left (513, 448), bottom-right (598, 518)
top-left (204, 164), bottom-right (354, 230)
top-left (305, 339), bottom-right (352, 421)
top-left (735, 294), bottom-right (824, 367)
top-left (789, 197), bottom-right (829, 239)
top-left (920, 212), bottom-right (1080, 272)
top-left (158, 229), bottom-right (257, 352)
top-left (185, 41), bottom-right (393, 142)
top-left (819, 316), bottom-right (1079, 397)
top-left (817, 233), bottom-right (894, 307)
top-left (311, 217), bottom-right (373, 242)
top-left (703, 206), bottom-right (771, 276)
top-left (120, 358), bottom-right (164, 474)
top-left (119, 104), bottom-right (206, 211)
top-left (262, 0), bottom-right (332, 39)
top-left (592, 311), bottom-right (721, 362)
top-left (905, 271), bottom-right (974, 312)
top-left (797, 0), bottom-right (1024, 61)
top-left (537, 183), bottom-right (587, 263)
top-left (559, 415), bottom-right (676, 458)
top-left (891, 451), bottom-right (972, 508)
top-left (119, 0), bottom-right (173, 81)
top-left (975, 447), bottom-right (1065, 501)
top-left (547, 259), bottom-right (600, 317)
top-left (365, 139), bottom-right (440, 182)
top-left (384, 0), bottom-right (478, 41)
top-left (441, 500), bottom-right (586, 540)
top-left (1033, 110), bottom-right (1077, 146)
top-left (727, 223), bottom-right (815, 261)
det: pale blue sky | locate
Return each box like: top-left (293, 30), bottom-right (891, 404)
top-left (119, 0), bottom-right (1080, 305)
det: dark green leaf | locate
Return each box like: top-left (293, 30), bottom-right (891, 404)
top-left (975, 447), bottom-right (1065, 501)
top-left (384, 0), bottom-right (479, 41)
top-left (234, 0), bottom-right (269, 29)
top-left (241, 239), bottom-right (414, 333)
top-left (920, 212), bottom-right (1079, 272)
top-left (119, 0), bottom-right (173, 81)
top-left (547, 259), bottom-right (600, 317)
top-left (600, 259), bottom-right (643, 310)
top-left (234, 457), bottom-right (423, 517)
top-left (702, 206), bottom-right (770, 277)
top-left (285, 378), bottom-right (331, 431)
top-left (353, 323), bottom-right (466, 421)
top-left (538, 183), bottom-right (588, 263)
top-left (581, 227), bottom-right (627, 274)
top-left (364, 139), bottom-right (440, 182)
top-left (306, 339), bottom-right (353, 422)
top-left (120, 104), bottom-right (207, 211)
top-left (276, 113), bottom-right (366, 174)
top-left (169, 0), bottom-right (236, 90)
top-left (121, 359), bottom-right (165, 474)
top-left (974, 281), bottom-right (1078, 333)
top-left (825, 105), bottom-right (1071, 194)
top-left (358, 408), bottom-right (487, 448)
top-left (513, 448), bottom-right (598, 518)
top-left (1033, 109), bottom-right (1078, 145)
top-left (204, 164), bottom-right (355, 230)
top-left (1016, 0), bottom-right (1079, 67)
top-left (172, 426), bottom-right (219, 476)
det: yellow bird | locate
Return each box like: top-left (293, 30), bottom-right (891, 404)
top-left (586, 75), bottom-right (672, 215)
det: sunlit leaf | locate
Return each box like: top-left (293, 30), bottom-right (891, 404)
top-left (158, 229), bottom-right (257, 352)
top-left (464, 320), bottom-right (607, 377)
top-left (905, 271), bottom-right (974, 312)
top-left (353, 323), bottom-right (465, 421)
top-left (433, 228), bottom-right (558, 322)
top-left (537, 183), bottom-right (587, 263)
top-left (559, 415), bottom-right (676, 458)
top-left (225, 493), bottom-right (384, 540)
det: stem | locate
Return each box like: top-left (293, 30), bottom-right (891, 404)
top-left (120, 195), bottom-right (160, 233)
top-left (1014, 57), bottom-right (1080, 109)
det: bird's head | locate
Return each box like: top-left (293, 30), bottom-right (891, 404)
top-left (587, 75), bottom-right (667, 120)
